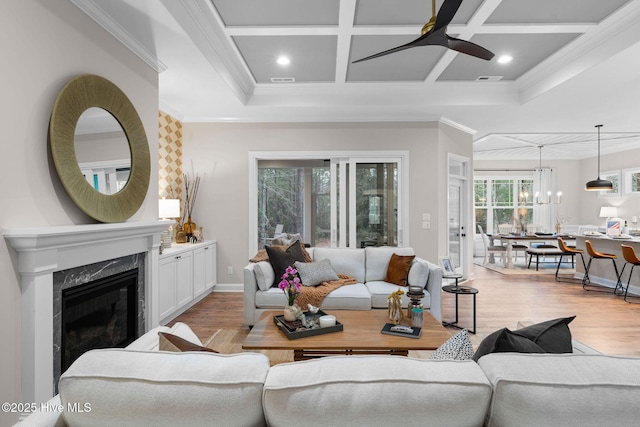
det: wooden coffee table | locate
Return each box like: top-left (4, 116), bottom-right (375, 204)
top-left (242, 310), bottom-right (451, 361)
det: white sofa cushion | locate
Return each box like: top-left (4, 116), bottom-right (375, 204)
top-left (254, 260), bottom-right (275, 291)
top-left (312, 248), bottom-right (365, 283)
top-left (408, 258), bottom-right (429, 287)
top-left (58, 349), bottom-right (270, 427)
top-left (263, 356), bottom-right (492, 427)
top-left (365, 246), bottom-right (415, 282)
top-left (255, 283), bottom-right (372, 310)
top-left (366, 280), bottom-right (431, 309)
top-left (479, 353), bottom-right (640, 427)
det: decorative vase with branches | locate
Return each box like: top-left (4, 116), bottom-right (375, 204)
top-left (182, 173), bottom-right (201, 238)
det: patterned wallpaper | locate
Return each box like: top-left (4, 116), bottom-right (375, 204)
top-left (158, 111), bottom-right (182, 199)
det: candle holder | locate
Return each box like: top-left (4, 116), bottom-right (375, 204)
top-left (406, 286), bottom-right (425, 320)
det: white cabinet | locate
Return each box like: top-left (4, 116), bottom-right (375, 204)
top-left (194, 242), bottom-right (216, 298)
top-left (175, 250), bottom-right (194, 308)
top-left (158, 240), bottom-right (216, 323)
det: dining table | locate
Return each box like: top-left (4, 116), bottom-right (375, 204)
top-left (487, 233), bottom-right (576, 269)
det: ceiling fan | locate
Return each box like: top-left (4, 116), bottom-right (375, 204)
top-left (352, 0), bottom-right (495, 63)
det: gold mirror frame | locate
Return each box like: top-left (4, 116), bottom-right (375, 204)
top-left (49, 74), bottom-right (150, 222)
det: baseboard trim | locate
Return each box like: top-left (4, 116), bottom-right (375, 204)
top-left (213, 283), bottom-right (243, 292)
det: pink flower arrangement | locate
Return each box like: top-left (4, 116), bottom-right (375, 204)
top-left (278, 266), bottom-right (301, 306)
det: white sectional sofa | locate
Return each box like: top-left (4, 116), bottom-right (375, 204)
top-left (19, 322), bottom-right (640, 427)
top-left (243, 246), bottom-right (443, 327)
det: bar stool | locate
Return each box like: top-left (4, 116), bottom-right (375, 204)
top-left (583, 240), bottom-right (622, 294)
top-left (556, 237), bottom-right (586, 282)
top-left (620, 245), bottom-right (640, 303)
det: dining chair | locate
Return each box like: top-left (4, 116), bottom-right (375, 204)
top-left (478, 225), bottom-right (506, 265)
top-left (262, 223), bottom-right (284, 247)
top-left (620, 245), bottom-right (640, 303)
top-left (496, 223), bottom-right (528, 263)
top-left (526, 224), bottom-right (542, 234)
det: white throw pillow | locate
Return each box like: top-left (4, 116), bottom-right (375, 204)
top-left (429, 329), bottom-right (474, 360)
top-left (254, 261), bottom-right (275, 291)
top-left (294, 259), bottom-right (339, 286)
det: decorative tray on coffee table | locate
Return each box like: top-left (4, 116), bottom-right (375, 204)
top-left (273, 310), bottom-right (343, 340)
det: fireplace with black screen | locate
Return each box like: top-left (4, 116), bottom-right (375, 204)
top-left (61, 269), bottom-right (139, 372)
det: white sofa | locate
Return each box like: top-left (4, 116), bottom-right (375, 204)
top-left (19, 322), bottom-right (640, 427)
top-left (243, 246), bottom-right (443, 327)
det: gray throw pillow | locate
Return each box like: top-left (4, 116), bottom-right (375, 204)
top-left (294, 259), bottom-right (339, 286)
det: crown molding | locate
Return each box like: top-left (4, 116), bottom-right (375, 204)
top-left (69, 0), bottom-right (167, 73)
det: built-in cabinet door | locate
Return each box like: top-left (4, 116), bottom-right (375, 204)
top-left (204, 242), bottom-right (216, 290)
top-left (193, 247), bottom-right (207, 298)
top-left (158, 256), bottom-right (177, 320)
top-left (194, 242), bottom-right (217, 297)
top-left (175, 251), bottom-right (193, 308)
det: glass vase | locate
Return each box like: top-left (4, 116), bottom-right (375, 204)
top-left (184, 217), bottom-right (196, 236)
top-left (175, 222), bottom-right (187, 243)
top-left (283, 305), bottom-right (297, 322)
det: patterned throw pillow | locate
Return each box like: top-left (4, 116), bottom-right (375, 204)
top-left (429, 329), bottom-right (474, 360)
top-left (294, 259), bottom-right (339, 286)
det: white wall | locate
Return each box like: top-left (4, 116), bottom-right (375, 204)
top-left (580, 147), bottom-right (640, 227)
top-left (182, 121), bottom-right (473, 286)
top-left (0, 0), bottom-right (158, 423)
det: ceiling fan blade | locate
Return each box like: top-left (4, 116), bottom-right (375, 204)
top-left (447, 36), bottom-right (495, 61)
top-left (352, 37), bottom-right (423, 63)
top-left (434, 0), bottom-right (463, 32)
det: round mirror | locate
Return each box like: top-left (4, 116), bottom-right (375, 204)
top-left (49, 74), bottom-right (150, 223)
top-left (75, 107), bottom-right (131, 195)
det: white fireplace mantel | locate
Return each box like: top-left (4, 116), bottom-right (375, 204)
top-left (4, 220), bottom-right (172, 404)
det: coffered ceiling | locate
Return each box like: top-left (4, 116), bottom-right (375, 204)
top-left (70, 0), bottom-right (640, 160)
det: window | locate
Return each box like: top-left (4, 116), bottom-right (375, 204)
top-left (474, 180), bottom-right (487, 233)
top-left (474, 177), bottom-right (534, 234)
top-left (251, 152), bottom-right (408, 252)
top-left (598, 171), bottom-right (620, 197)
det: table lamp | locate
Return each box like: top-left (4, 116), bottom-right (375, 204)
top-left (599, 206), bottom-right (618, 222)
top-left (159, 198), bottom-right (181, 248)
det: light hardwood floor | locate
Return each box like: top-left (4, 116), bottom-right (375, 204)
top-left (171, 264), bottom-right (640, 356)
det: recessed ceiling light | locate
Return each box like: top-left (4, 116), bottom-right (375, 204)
top-left (277, 56), bottom-right (290, 66)
top-left (497, 55), bottom-right (513, 64)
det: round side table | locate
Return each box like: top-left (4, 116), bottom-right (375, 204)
top-left (442, 283), bottom-right (478, 334)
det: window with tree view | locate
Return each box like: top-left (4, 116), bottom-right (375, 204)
top-left (474, 177), bottom-right (533, 234)
top-left (256, 157), bottom-right (402, 249)
top-left (258, 162), bottom-right (331, 248)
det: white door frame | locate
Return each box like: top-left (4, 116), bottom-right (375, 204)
top-left (447, 153), bottom-right (471, 278)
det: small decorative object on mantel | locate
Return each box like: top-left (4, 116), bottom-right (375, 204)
top-left (387, 289), bottom-right (405, 324)
top-left (278, 266), bottom-right (302, 321)
top-left (181, 173), bottom-right (201, 239)
top-left (175, 227), bottom-right (187, 244)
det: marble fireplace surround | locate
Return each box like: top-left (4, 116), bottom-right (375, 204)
top-left (4, 220), bottom-right (171, 404)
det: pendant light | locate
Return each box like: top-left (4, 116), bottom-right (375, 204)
top-left (585, 124), bottom-right (613, 191)
top-left (534, 145), bottom-right (561, 204)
